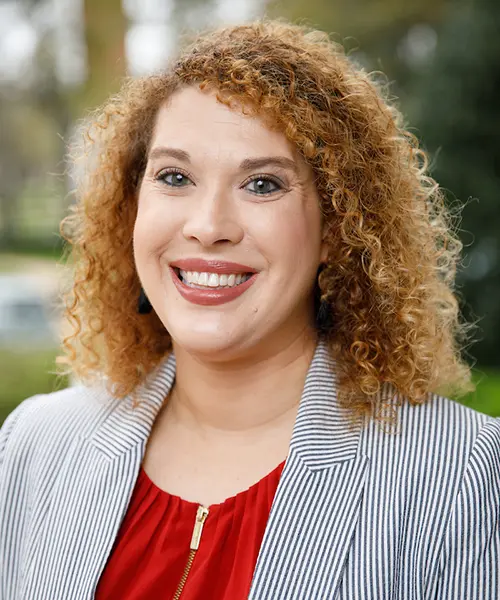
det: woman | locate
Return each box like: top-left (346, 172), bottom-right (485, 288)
top-left (1, 19), bottom-right (499, 600)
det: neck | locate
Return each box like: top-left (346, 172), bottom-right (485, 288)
top-left (166, 331), bottom-right (319, 437)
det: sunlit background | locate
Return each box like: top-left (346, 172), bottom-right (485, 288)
top-left (1, 0), bottom-right (499, 423)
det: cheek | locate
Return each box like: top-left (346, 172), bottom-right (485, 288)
top-left (133, 210), bottom-right (160, 261)
top-left (133, 190), bottom-right (179, 259)
top-left (257, 204), bottom-right (321, 262)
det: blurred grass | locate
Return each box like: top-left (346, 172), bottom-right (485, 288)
top-left (461, 369), bottom-right (500, 417)
top-left (0, 250), bottom-right (63, 272)
top-left (0, 349), bottom-right (69, 425)
top-left (0, 350), bottom-right (499, 426)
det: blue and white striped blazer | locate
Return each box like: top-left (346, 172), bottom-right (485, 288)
top-left (1, 338), bottom-right (499, 599)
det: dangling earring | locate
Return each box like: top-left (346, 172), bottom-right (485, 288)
top-left (314, 264), bottom-right (333, 333)
top-left (316, 297), bottom-right (333, 332)
top-left (137, 287), bottom-right (153, 314)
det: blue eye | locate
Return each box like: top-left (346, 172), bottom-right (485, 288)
top-left (157, 170), bottom-right (192, 187)
top-left (244, 176), bottom-right (282, 195)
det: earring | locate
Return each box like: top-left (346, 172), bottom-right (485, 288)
top-left (137, 287), bottom-right (153, 314)
top-left (314, 264), bottom-right (333, 333)
top-left (316, 297), bottom-right (333, 332)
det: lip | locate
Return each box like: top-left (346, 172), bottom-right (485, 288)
top-left (169, 258), bottom-right (257, 275)
top-left (169, 266), bottom-right (258, 306)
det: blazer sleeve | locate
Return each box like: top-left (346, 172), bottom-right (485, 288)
top-left (0, 397), bottom-right (40, 469)
top-left (0, 400), bottom-right (31, 469)
top-left (0, 396), bottom-right (42, 600)
top-left (434, 417), bottom-right (500, 599)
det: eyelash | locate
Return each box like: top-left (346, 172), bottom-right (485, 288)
top-left (243, 173), bottom-right (285, 196)
top-left (155, 167), bottom-right (192, 185)
top-left (154, 168), bottom-right (286, 196)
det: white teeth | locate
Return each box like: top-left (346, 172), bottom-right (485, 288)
top-left (177, 269), bottom-right (252, 288)
top-left (208, 273), bottom-right (219, 287)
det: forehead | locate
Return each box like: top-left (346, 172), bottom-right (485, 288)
top-left (149, 86), bottom-right (301, 163)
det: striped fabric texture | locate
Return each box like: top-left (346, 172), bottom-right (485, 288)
top-left (1, 337), bottom-right (499, 599)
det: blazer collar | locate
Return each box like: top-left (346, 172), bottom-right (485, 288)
top-left (247, 339), bottom-right (368, 599)
top-left (90, 336), bottom-right (362, 466)
top-left (288, 337), bottom-right (362, 467)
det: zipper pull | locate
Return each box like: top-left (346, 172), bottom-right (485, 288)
top-left (190, 505), bottom-right (209, 550)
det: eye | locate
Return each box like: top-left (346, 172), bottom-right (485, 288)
top-left (156, 169), bottom-right (193, 188)
top-left (244, 175), bottom-right (283, 196)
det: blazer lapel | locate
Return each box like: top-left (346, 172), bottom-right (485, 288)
top-left (249, 338), bottom-right (369, 600)
top-left (22, 353), bottom-right (177, 600)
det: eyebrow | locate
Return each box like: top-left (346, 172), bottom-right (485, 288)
top-left (148, 146), bottom-right (299, 174)
top-left (239, 156), bottom-right (298, 174)
top-left (148, 147), bottom-right (191, 163)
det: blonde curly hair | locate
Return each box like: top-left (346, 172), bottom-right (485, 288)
top-left (59, 19), bottom-right (473, 424)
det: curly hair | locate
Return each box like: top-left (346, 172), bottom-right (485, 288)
top-left (59, 19), bottom-right (474, 425)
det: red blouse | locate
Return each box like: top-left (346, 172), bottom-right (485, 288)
top-left (95, 460), bottom-right (286, 599)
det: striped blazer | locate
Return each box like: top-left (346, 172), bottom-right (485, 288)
top-left (1, 338), bottom-right (499, 599)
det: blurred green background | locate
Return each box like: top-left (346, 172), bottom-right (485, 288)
top-left (1, 0), bottom-right (499, 424)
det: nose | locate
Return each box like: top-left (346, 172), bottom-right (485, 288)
top-left (182, 186), bottom-right (244, 247)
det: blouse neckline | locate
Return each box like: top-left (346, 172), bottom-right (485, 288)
top-left (139, 458), bottom-right (287, 511)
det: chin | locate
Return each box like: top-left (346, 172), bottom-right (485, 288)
top-left (169, 324), bottom-right (249, 359)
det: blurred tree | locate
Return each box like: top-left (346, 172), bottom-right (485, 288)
top-left (267, 0), bottom-right (448, 98)
top-left (268, 0), bottom-right (445, 38)
top-left (73, 0), bottom-right (126, 115)
top-left (0, 99), bottom-right (25, 248)
top-left (0, 92), bottom-right (62, 249)
top-left (0, 0), bottom-right (126, 251)
top-left (415, 0), bottom-right (500, 367)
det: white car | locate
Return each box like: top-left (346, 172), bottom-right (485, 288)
top-left (0, 274), bottom-right (60, 347)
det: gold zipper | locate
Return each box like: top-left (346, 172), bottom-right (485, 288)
top-left (172, 505), bottom-right (209, 600)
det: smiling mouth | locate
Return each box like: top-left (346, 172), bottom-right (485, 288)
top-left (173, 268), bottom-right (253, 289)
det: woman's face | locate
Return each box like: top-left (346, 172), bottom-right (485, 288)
top-left (134, 86), bottom-right (327, 360)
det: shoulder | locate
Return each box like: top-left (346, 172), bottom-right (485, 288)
top-left (412, 395), bottom-right (500, 448)
top-left (359, 394), bottom-right (500, 587)
top-left (0, 384), bottom-right (120, 473)
top-left (360, 393), bottom-right (499, 498)
top-left (402, 393), bottom-right (499, 461)
top-left (366, 392), bottom-right (498, 458)
top-left (415, 399), bottom-right (500, 593)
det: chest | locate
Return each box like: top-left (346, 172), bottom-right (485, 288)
top-left (142, 407), bottom-right (293, 506)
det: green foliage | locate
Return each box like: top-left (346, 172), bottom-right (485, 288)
top-left (462, 370), bottom-right (500, 418)
top-left (267, 0), bottom-right (447, 99)
top-left (415, 0), bottom-right (500, 367)
top-left (268, 0), bottom-right (445, 38)
top-left (0, 248), bottom-right (63, 268)
top-left (0, 349), bottom-right (69, 425)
